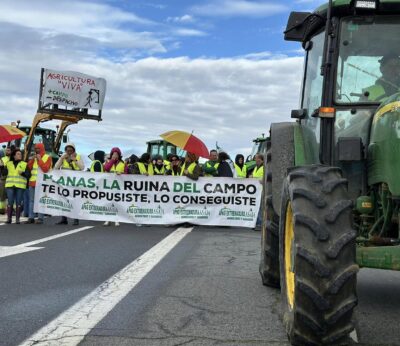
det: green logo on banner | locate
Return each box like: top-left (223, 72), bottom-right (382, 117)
top-left (173, 206), bottom-right (211, 219)
top-left (219, 207), bottom-right (256, 221)
top-left (81, 201), bottom-right (118, 215)
top-left (39, 195), bottom-right (73, 212)
top-left (126, 204), bottom-right (164, 219)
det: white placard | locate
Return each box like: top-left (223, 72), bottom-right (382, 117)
top-left (34, 171), bottom-right (262, 228)
top-left (41, 69), bottom-right (106, 109)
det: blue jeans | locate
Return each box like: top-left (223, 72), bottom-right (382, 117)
top-left (23, 188), bottom-right (30, 217)
top-left (6, 187), bottom-right (24, 207)
top-left (29, 186), bottom-right (44, 220)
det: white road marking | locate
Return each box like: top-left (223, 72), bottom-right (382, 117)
top-left (350, 329), bottom-right (359, 343)
top-left (0, 223), bottom-right (5, 226)
top-left (0, 226), bottom-right (94, 259)
top-left (19, 227), bottom-right (193, 346)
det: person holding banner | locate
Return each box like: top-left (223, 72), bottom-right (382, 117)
top-left (25, 143), bottom-right (52, 224)
top-left (104, 147), bottom-right (125, 174)
top-left (103, 147), bottom-right (125, 227)
top-left (54, 143), bottom-right (84, 225)
top-left (133, 153), bottom-right (154, 176)
top-left (0, 149), bottom-right (30, 224)
top-left (125, 154), bottom-right (139, 174)
top-left (203, 149), bottom-right (219, 177)
top-left (234, 154), bottom-right (247, 178)
top-left (216, 152), bottom-right (234, 178)
top-left (181, 152), bottom-right (201, 181)
top-left (90, 150), bottom-right (105, 173)
top-left (153, 155), bottom-right (166, 175)
top-left (250, 153), bottom-right (264, 231)
top-left (165, 154), bottom-right (181, 176)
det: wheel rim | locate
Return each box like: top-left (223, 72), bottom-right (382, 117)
top-left (285, 201), bottom-right (295, 310)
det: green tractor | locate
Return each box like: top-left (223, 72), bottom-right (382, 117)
top-left (9, 125), bottom-right (68, 165)
top-left (146, 139), bottom-right (184, 159)
top-left (260, 1), bottom-right (400, 344)
top-left (245, 135), bottom-right (267, 175)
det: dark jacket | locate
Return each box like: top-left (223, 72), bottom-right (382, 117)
top-left (217, 161), bottom-right (233, 177)
top-left (92, 150), bottom-right (105, 172)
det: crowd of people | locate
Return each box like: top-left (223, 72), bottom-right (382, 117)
top-left (0, 143), bottom-right (265, 227)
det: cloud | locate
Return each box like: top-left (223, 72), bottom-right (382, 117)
top-left (0, 44), bottom-right (303, 157)
top-left (191, 0), bottom-right (288, 18)
top-left (167, 14), bottom-right (195, 23)
top-left (0, 0), bottom-right (304, 158)
top-left (0, 0), bottom-right (166, 61)
top-left (173, 28), bottom-right (208, 37)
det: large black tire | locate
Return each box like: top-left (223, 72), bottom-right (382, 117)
top-left (259, 140), bottom-right (280, 287)
top-left (279, 165), bottom-right (358, 345)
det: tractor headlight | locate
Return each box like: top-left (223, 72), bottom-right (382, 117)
top-left (355, 0), bottom-right (377, 9)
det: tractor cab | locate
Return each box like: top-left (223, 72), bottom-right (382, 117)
top-left (146, 139), bottom-right (184, 160)
top-left (245, 135), bottom-right (267, 174)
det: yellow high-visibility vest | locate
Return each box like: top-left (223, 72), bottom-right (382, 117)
top-left (180, 162), bottom-right (196, 176)
top-left (90, 160), bottom-right (104, 172)
top-left (234, 164), bottom-right (247, 178)
top-left (109, 161), bottom-right (125, 174)
top-left (29, 154), bottom-right (51, 183)
top-left (253, 165), bottom-right (264, 178)
top-left (5, 161), bottom-right (27, 189)
top-left (61, 154), bottom-right (81, 170)
top-left (137, 162), bottom-right (154, 175)
top-left (154, 165), bottom-right (165, 175)
top-left (164, 160), bottom-right (171, 171)
top-left (204, 161), bottom-right (220, 177)
top-left (1, 156), bottom-right (10, 165)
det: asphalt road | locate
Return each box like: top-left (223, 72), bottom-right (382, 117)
top-left (0, 218), bottom-right (399, 346)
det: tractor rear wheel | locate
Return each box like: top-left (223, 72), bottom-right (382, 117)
top-left (279, 165), bottom-right (358, 345)
top-left (259, 140), bottom-right (280, 287)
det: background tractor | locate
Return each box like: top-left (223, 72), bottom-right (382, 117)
top-left (245, 134), bottom-right (267, 175)
top-left (259, 1), bottom-right (400, 345)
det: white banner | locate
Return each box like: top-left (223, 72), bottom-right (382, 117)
top-left (41, 69), bottom-right (106, 109)
top-left (34, 171), bottom-right (262, 228)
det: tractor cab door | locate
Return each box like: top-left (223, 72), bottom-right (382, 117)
top-left (299, 29), bottom-right (325, 164)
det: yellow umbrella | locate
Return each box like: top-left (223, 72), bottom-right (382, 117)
top-left (160, 130), bottom-right (209, 158)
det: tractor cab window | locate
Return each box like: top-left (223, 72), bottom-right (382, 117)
top-left (336, 16), bottom-right (400, 104)
top-left (302, 30), bottom-right (325, 116)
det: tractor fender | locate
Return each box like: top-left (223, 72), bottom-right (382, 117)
top-left (270, 122), bottom-right (296, 215)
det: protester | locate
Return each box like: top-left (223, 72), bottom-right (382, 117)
top-left (25, 143), bottom-right (52, 224)
top-left (134, 153), bottom-right (154, 175)
top-left (250, 153), bottom-right (264, 231)
top-left (104, 147), bottom-right (125, 174)
top-left (0, 149), bottom-right (30, 224)
top-left (90, 150), bottom-right (105, 172)
top-left (164, 153), bottom-right (173, 172)
top-left (0, 146), bottom-right (12, 214)
top-left (103, 147), bottom-right (124, 227)
top-left (153, 155), bottom-right (166, 175)
top-left (203, 149), bottom-right (219, 177)
top-left (125, 154), bottom-right (139, 174)
top-left (165, 154), bottom-right (181, 176)
top-left (216, 152), bottom-right (234, 177)
top-left (181, 152), bottom-right (201, 181)
top-left (234, 154), bottom-right (247, 178)
top-left (54, 143), bottom-right (84, 225)
top-left (250, 153), bottom-right (264, 180)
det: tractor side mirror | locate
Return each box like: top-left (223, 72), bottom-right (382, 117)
top-left (284, 12), bottom-right (312, 42)
top-left (291, 109), bottom-right (307, 119)
top-left (62, 134), bottom-right (68, 143)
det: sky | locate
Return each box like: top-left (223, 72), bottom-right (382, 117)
top-left (0, 0), bottom-right (326, 160)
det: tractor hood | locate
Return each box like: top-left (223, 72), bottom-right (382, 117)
top-left (368, 93), bottom-right (400, 196)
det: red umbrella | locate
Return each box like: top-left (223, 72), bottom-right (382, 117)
top-left (0, 125), bottom-right (26, 143)
top-left (160, 130), bottom-right (209, 158)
